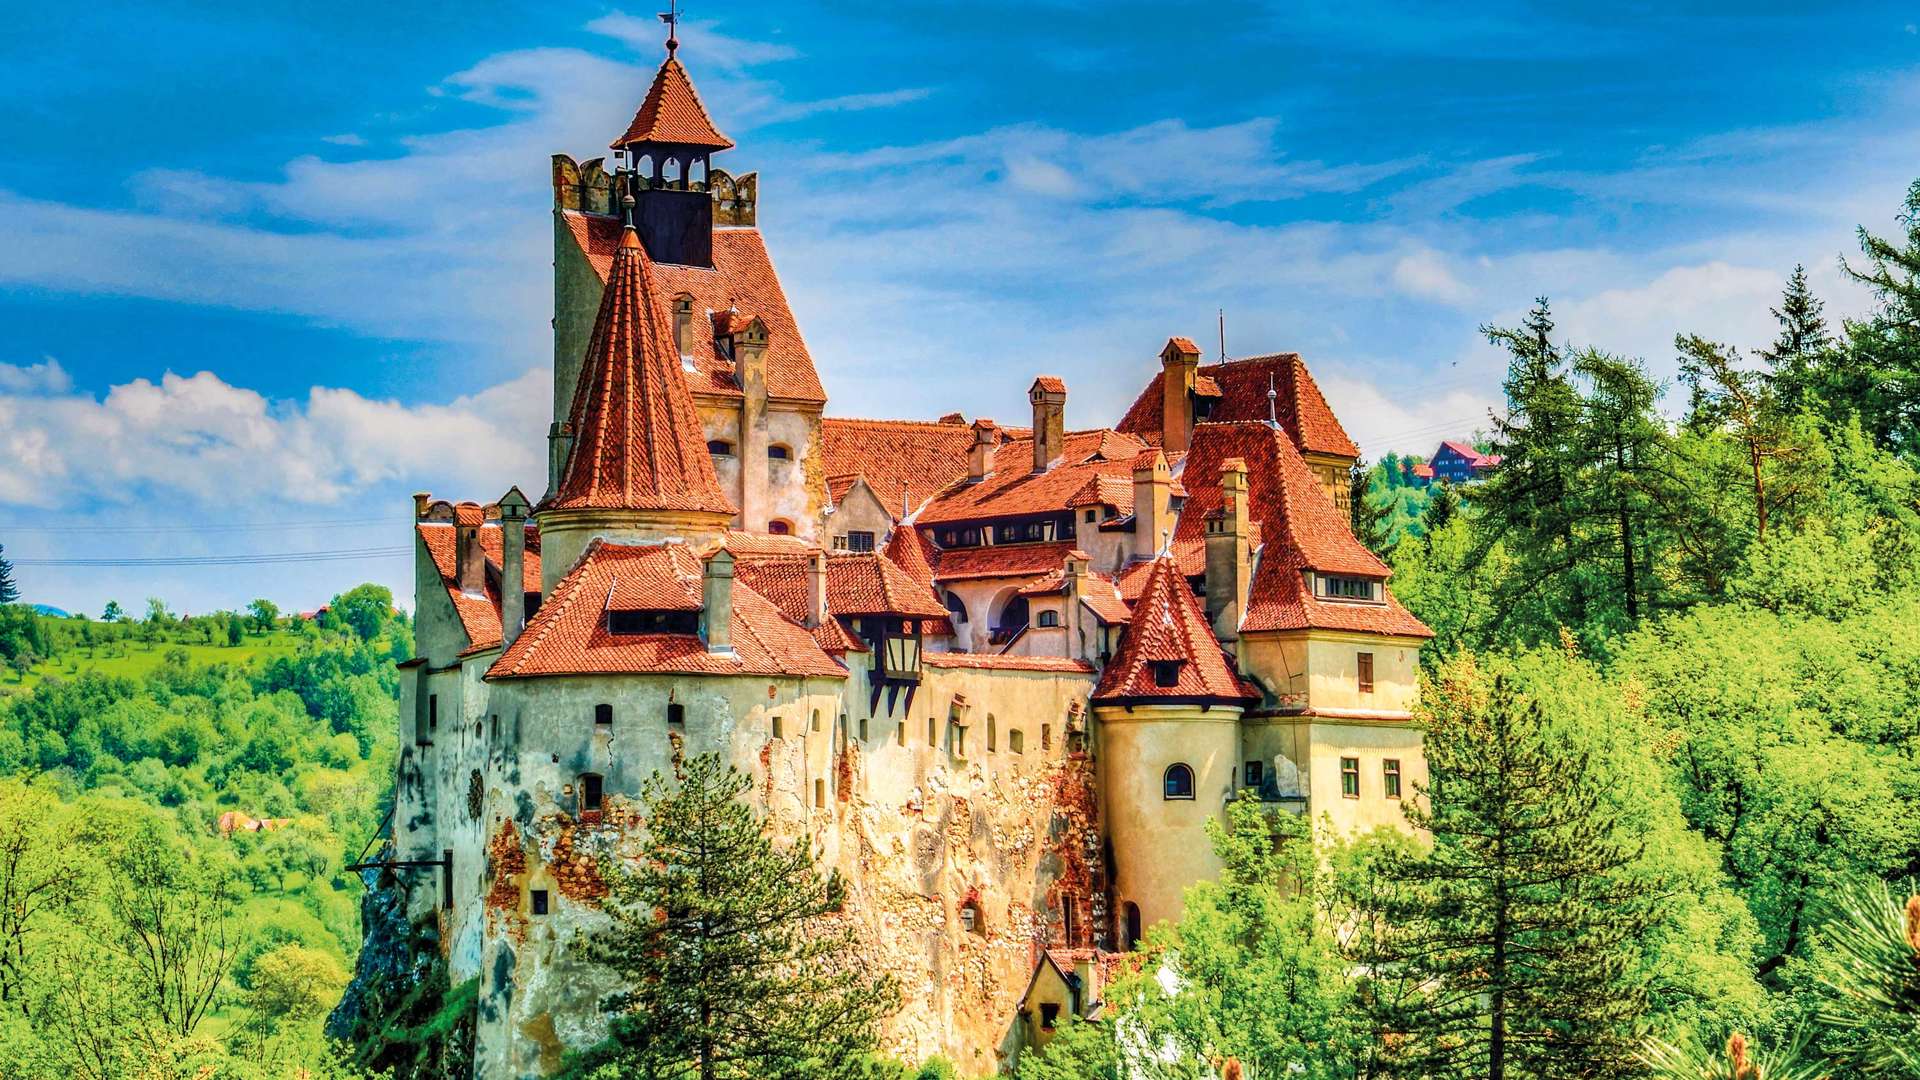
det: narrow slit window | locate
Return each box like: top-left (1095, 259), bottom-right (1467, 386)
top-left (441, 850), bottom-right (454, 910)
top-left (581, 773), bottom-right (604, 812)
top-left (1357, 652), bottom-right (1375, 694)
top-left (530, 889), bottom-right (549, 916)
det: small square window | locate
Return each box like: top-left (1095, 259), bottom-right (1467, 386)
top-left (847, 531), bottom-right (875, 553)
top-left (1085, 509), bottom-right (1097, 523)
top-left (1340, 758), bottom-right (1360, 799)
top-left (1244, 760), bottom-right (1263, 789)
top-left (1151, 660), bottom-right (1182, 687)
top-left (1384, 759), bottom-right (1402, 799)
top-left (595, 703), bottom-right (613, 726)
top-left (1040, 1003), bottom-right (1060, 1030)
top-left (667, 702), bottom-right (685, 727)
top-left (531, 889), bottom-right (549, 915)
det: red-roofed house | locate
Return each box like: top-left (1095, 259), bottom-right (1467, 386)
top-left (1430, 439), bottom-right (1501, 483)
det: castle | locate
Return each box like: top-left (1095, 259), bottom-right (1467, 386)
top-left (389, 31), bottom-right (1431, 1077)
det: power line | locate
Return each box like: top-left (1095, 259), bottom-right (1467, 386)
top-left (13, 547), bottom-right (412, 568)
top-left (1, 516), bottom-right (395, 535)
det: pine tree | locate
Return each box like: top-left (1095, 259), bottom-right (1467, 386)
top-left (566, 753), bottom-right (897, 1080)
top-left (1759, 264), bottom-right (1833, 416)
top-left (0, 543), bottom-right (17, 605)
top-left (1422, 482), bottom-right (1460, 548)
top-left (1369, 663), bottom-right (1654, 1080)
top-left (1350, 460), bottom-right (1392, 556)
top-left (1841, 179), bottom-right (1920, 454)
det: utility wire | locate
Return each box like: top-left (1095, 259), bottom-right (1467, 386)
top-left (14, 547), bottom-right (411, 568)
top-left (1, 516), bottom-right (395, 535)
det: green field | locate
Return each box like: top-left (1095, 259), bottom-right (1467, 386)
top-left (0, 628), bottom-right (308, 694)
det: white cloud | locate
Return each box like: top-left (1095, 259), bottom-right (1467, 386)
top-left (1392, 248), bottom-right (1474, 305)
top-left (0, 368), bottom-right (546, 510)
top-left (321, 133), bottom-right (367, 147)
top-left (0, 358), bottom-right (72, 396)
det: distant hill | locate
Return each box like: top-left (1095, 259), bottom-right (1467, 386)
top-left (29, 604), bottom-right (69, 618)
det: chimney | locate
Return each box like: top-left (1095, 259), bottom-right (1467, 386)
top-left (1159, 338), bottom-right (1200, 454)
top-left (1062, 551), bottom-right (1090, 662)
top-left (1205, 458), bottom-right (1251, 639)
top-left (1131, 451), bottom-right (1171, 560)
top-left (702, 548), bottom-right (735, 655)
top-left (413, 491), bottom-right (432, 520)
top-left (455, 504), bottom-right (487, 595)
top-left (498, 486), bottom-right (533, 647)
top-left (736, 315), bottom-right (771, 532)
top-left (1029, 377), bottom-right (1067, 474)
top-left (968, 419), bottom-right (998, 482)
top-left (672, 295), bottom-right (697, 360)
top-left (547, 421), bottom-right (574, 499)
top-left (806, 548), bottom-right (828, 629)
top-left (1073, 954), bottom-right (1100, 1015)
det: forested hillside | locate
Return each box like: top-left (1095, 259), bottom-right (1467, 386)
top-left (1018, 183), bottom-right (1920, 1079)
top-left (0, 586), bottom-right (404, 1077)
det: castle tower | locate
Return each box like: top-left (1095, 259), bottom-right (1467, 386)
top-left (609, 28), bottom-right (734, 269)
top-left (537, 222), bottom-right (736, 589)
top-left (1092, 552), bottom-right (1257, 943)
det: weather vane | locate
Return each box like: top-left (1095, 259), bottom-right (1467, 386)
top-left (659, 0), bottom-right (682, 55)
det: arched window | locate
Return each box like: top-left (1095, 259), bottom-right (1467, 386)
top-left (769, 520), bottom-right (793, 536)
top-left (1037, 609), bottom-right (1060, 627)
top-left (767, 444), bottom-right (791, 460)
top-left (595, 703), bottom-right (613, 726)
top-left (944, 592), bottom-right (968, 624)
top-left (707, 440), bottom-right (734, 456)
top-left (1163, 763), bottom-right (1195, 800)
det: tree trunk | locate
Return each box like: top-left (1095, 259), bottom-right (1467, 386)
top-left (1616, 435), bottom-right (1639, 622)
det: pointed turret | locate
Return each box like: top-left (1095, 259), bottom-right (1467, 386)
top-left (612, 54), bottom-right (734, 152)
top-left (1093, 553), bottom-right (1255, 704)
top-left (550, 223), bottom-right (733, 517)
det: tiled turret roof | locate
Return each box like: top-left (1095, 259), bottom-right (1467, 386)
top-left (1091, 553), bottom-right (1256, 703)
top-left (1118, 352), bottom-right (1360, 459)
top-left (549, 225), bottom-right (735, 516)
top-left (612, 56), bottom-right (734, 151)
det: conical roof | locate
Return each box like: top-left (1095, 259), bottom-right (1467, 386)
top-left (1093, 553), bottom-right (1256, 704)
top-left (549, 225), bottom-right (735, 517)
top-left (611, 56), bottom-right (734, 151)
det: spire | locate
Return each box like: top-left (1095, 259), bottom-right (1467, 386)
top-left (611, 36), bottom-right (735, 151)
top-left (1266, 373), bottom-right (1279, 428)
top-left (548, 223), bottom-right (736, 517)
top-left (1093, 553), bottom-right (1256, 704)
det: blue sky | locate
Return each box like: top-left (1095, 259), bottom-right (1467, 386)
top-left (3, 1), bottom-right (1917, 615)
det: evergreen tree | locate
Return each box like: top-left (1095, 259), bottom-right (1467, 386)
top-left (1350, 459), bottom-right (1393, 556)
top-left (1572, 349), bottom-right (1668, 628)
top-left (1369, 662), bottom-right (1654, 1080)
top-left (565, 754), bottom-right (896, 1080)
top-left (1840, 179), bottom-right (1920, 454)
top-left (1759, 264), bottom-right (1833, 416)
top-left (0, 544), bottom-right (17, 606)
top-left (1423, 482), bottom-right (1459, 547)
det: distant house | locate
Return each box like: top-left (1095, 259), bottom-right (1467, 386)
top-left (1429, 440), bottom-right (1501, 484)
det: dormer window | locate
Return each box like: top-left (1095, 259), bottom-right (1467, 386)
top-left (1320, 575), bottom-right (1378, 601)
top-left (1151, 660), bottom-right (1183, 687)
top-left (608, 610), bottom-right (699, 635)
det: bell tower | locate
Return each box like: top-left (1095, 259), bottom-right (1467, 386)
top-left (609, 10), bottom-right (733, 268)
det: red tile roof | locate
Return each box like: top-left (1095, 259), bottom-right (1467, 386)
top-left (1241, 564), bottom-right (1433, 637)
top-left (821, 417), bottom-right (978, 517)
top-left (1412, 463), bottom-right (1435, 479)
top-left (611, 56), bottom-right (734, 151)
top-left (1064, 474), bottom-right (1134, 513)
top-left (731, 551), bottom-right (947, 621)
top-left (882, 525), bottom-right (937, 590)
top-left (1177, 422), bottom-right (1387, 579)
top-left (488, 541), bottom-right (846, 680)
top-left (932, 541), bottom-right (1083, 583)
top-left (1167, 337), bottom-right (1200, 354)
top-left (563, 213), bottom-right (826, 403)
top-left (1438, 439), bottom-right (1483, 462)
top-left (549, 226), bottom-right (734, 517)
top-left (919, 429), bottom-right (1149, 525)
top-left (1092, 554), bottom-right (1256, 703)
top-left (1118, 353), bottom-right (1359, 459)
top-left (1016, 562), bottom-right (1134, 624)
top-left (1032, 375), bottom-right (1067, 394)
top-left (418, 522), bottom-right (542, 652)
